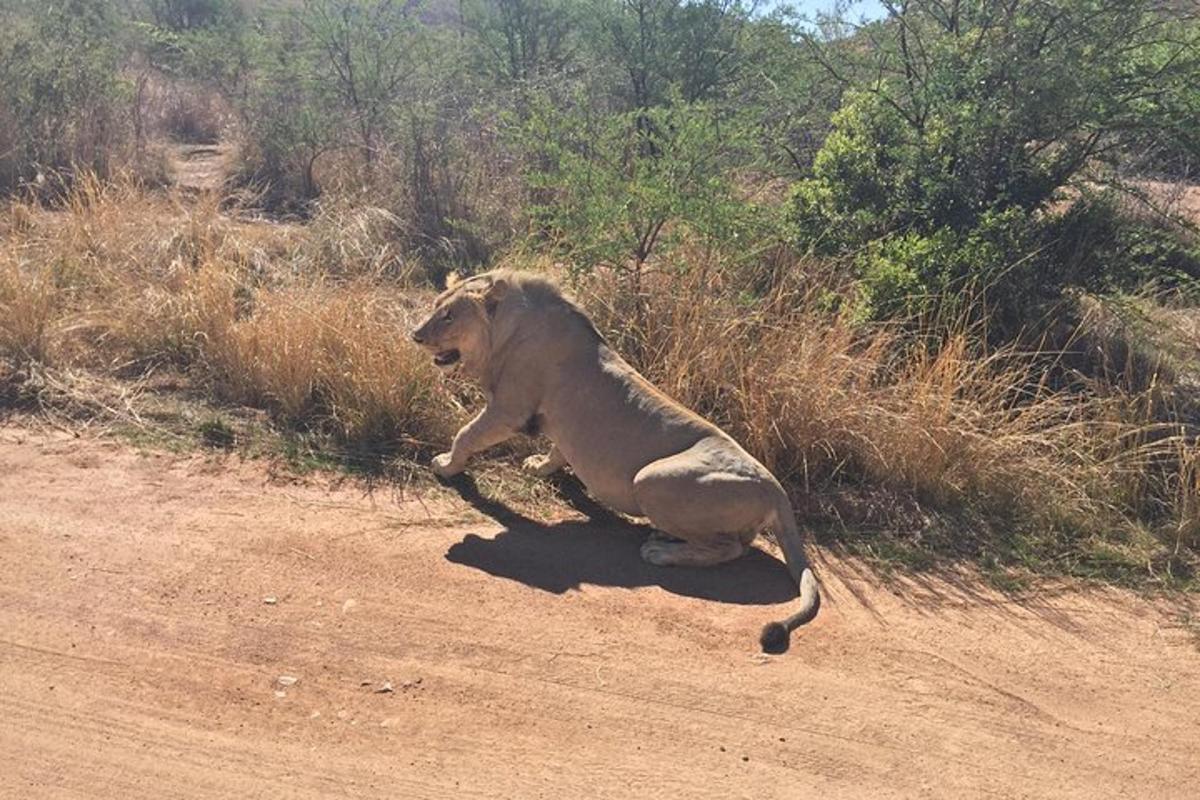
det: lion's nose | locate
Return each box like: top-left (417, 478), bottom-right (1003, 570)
top-left (411, 330), bottom-right (425, 344)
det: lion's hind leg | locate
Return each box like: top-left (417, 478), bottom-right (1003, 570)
top-left (632, 443), bottom-right (772, 569)
top-left (640, 535), bottom-right (745, 567)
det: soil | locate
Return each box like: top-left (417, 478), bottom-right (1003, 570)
top-left (169, 143), bottom-right (230, 193)
top-left (1, 424), bottom-right (1198, 799)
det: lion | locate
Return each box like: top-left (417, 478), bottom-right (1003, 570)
top-left (411, 269), bottom-right (820, 653)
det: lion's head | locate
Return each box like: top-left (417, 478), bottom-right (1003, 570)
top-left (410, 272), bottom-right (509, 377)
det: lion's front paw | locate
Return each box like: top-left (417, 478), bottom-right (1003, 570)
top-left (431, 452), bottom-right (462, 478)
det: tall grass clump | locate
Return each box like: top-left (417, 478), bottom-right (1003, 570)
top-left (201, 284), bottom-right (457, 452)
top-left (0, 258), bottom-right (59, 365)
top-left (1178, 444), bottom-right (1200, 553)
top-left (0, 177), bottom-right (457, 461)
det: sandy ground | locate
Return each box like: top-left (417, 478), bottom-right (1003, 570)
top-left (1, 425), bottom-right (1198, 799)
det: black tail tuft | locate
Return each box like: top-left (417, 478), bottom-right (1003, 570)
top-left (760, 621), bottom-right (790, 654)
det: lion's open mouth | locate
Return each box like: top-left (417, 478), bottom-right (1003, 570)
top-left (433, 349), bottom-right (461, 368)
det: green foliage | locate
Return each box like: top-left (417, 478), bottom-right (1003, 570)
top-left (0, 0), bottom-right (130, 192)
top-left (591, 0), bottom-right (752, 111)
top-left (736, 15), bottom-right (844, 176)
top-left (463, 0), bottom-right (579, 83)
top-left (299, 0), bottom-right (417, 175)
top-left (852, 208), bottom-right (1043, 327)
top-left (1050, 193), bottom-right (1200, 295)
top-left (518, 100), bottom-right (765, 269)
top-left (234, 17), bottom-right (335, 205)
top-left (788, 89), bottom-right (909, 252)
top-left (390, 25), bottom-right (503, 274)
top-left (850, 192), bottom-right (1200, 332)
top-left (146, 0), bottom-right (243, 32)
top-left (148, 14), bottom-right (252, 90)
top-left (0, 0), bottom-right (1196, 338)
top-left (791, 0), bottom-right (1200, 325)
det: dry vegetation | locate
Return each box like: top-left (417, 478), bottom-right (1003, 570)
top-left (1, 176), bottom-right (1197, 585)
top-left (584, 259), bottom-right (1199, 576)
top-left (0, 179), bottom-right (459, 457)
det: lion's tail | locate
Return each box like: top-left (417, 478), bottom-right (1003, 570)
top-left (760, 492), bottom-right (821, 654)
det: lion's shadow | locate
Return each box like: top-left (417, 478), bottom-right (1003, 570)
top-left (442, 473), bottom-right (797, 607)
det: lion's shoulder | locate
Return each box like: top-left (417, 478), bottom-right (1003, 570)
top-left (502, 272), bottom-right (605, 346)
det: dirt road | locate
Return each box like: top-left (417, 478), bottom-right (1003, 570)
top-left (1, 425), bottom-right (1197, 799)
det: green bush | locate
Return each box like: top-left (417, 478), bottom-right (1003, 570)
top-left (518, 100), bottom-right (768, 271)
top-left (791, 1), bottom-right (1200, 327)
top-left (853, 208), bottom-right (1043, 328)
top-left (852, 194), bottom-right (1200, 332)
top-left (231, 15), bottom-right (334, 209)
top-left (0, 0), bottom-right (131, 194)
top-left (1051, 195), bottom-right (1200, 296)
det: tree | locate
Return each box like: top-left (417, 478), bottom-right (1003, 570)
top-left (463, 0), bottom-right (578, 84)
top-left (301, 0), bottom-right (416, 177)
top-left (790, 0), bottom-right (1200, 326)
top-left (796, 0), bottom-right (1200, 239)
top-left (237, 15), bottom-right (337, 203)
top-left (145, 0), bottom-right (241, 31)
top-left (593, 0), bottom-right (752, 112)
top-left (520, 100), bottom-right (756, 272)
top-left (0, 0), bottom-right (128, 192)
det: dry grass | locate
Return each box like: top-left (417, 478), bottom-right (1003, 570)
top-left (1, 178), bottom-right (1197, 583)
top-left (0, 257), bottom-right (59, 364)
top-left (0, 177), bottom-right (458, 461)
top-left (1175, 442), bottom-right (1200, 553)
top-left (576, 255), bottom-right (1199, 573)
top-left (205, 284), bottom-right (456, 450)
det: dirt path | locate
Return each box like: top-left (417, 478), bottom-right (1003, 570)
top-left (1, 425), bottom-right (1197, 799)
top-left (168, 143), bottom-right (231, 193)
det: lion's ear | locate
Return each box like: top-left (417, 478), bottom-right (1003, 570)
top-left (483, 277), bottom-right (509, 316)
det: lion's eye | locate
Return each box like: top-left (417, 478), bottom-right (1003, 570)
top-left (442, 309), bottom-right (453, 322)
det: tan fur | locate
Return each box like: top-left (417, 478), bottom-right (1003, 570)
top-left (411, 269), bottom-right (820, 652)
